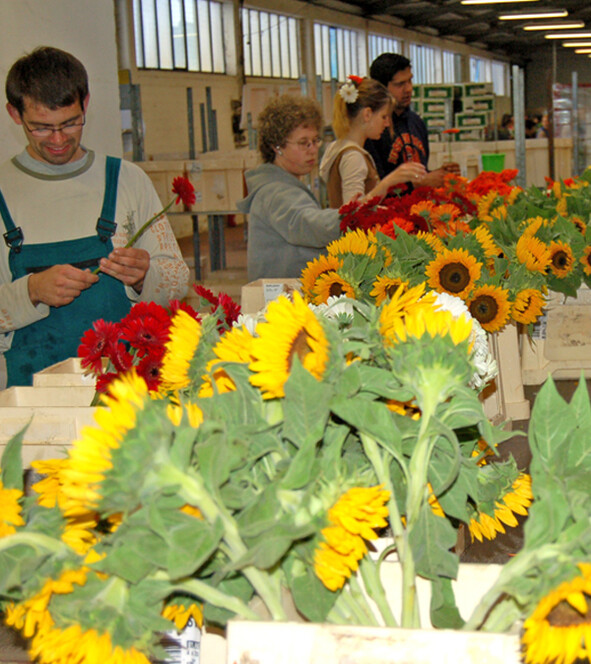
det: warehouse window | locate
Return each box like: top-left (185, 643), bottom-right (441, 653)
top-left (242, 8), bottom-right (300, 78)
top-left (442, 50), bottom-right (460, 83)
top-left (409, 44), bottom-right (441, 84)
top-left (368, 34), bottom-right (401, 64)
top-left (314, 23), bottom-right (364, 82)
top-left (492, 60), bottom-right (509, 96)
top-left (469, 56), bottom-right (492, 84)
top-left (133, 0), bottom-right (225, 73)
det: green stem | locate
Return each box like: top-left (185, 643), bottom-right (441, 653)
top-left (167, 577), bottom-right (261, 621)
top-left (157, 458), bottom-right (287, 621)
top-left (338, 586), bottom-right (375, 626)
top-left (0, 532), bottom-right (68, 555)
top-left (349, 573), bottom-right (380, 626)
top-left (359, 556), bottom-right (398, 627)
top-left (91, 197), bottom-right (175, 274)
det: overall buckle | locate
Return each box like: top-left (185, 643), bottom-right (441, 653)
top-left (96, 217), bottom-right (117, 242)
top-left (3, 226), bottom-right (24, 253)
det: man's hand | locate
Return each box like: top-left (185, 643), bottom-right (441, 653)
top-left (28, 265), bottom-right (99, 307)
top-left (442, 161), bottom-right (461, 175)
top-left (98, 247), bottom-right (150, 293)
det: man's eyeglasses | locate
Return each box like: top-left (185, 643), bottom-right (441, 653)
top-left (22, 116), bottom-right (86, 138)
top-left (285, 136), bottom-right (322, 150)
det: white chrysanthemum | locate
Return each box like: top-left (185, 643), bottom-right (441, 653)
top-left (429, 291), bottom-right (498, 390)
top-left (234, 311), bottom-right (266, 336)
top-left (339, 81), bottom-right (359, 104)
top-left (309, 295), bottom-right (355, 322)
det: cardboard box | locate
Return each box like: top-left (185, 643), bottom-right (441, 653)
top-left (461, 96), bottom-right (494, 113)
top-left (462, 82), bottom-right (494, 97)
top-left (455, 112), bottom-right (489, 128)
top-left (422, 84), bottom-right (454, 99)
top-left (454, 127), bottom-right (485, 141)
top-left (423, 113), bottom-right (447, 129)
top-left (241, 279), bottom-right (302, 314)
top-left (423, 100), bottom-right (449, 114)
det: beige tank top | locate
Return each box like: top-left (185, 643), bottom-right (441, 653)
top-left (326, 145), bottom-right (380, 209)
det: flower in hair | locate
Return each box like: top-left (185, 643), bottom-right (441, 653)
top-left (348, 75), bottom-right (364, 85)
top-left (339, 80), bottom-right (359, 104)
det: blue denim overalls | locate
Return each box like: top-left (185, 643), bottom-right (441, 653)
top-left (1, 156), bottom-right (131, 386)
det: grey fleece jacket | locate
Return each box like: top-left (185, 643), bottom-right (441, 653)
top-left (237, 163), bottom-right (341, 281)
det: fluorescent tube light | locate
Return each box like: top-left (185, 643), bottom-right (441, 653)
top-left (524, 22), bottom-right (584, 30)
top-left (575, 48), bottom-right (591, 53)
top-left (545, 32), bottom-right (591, 39)
top-left (499, 10), bottom-right (568, 19)
top-left (562, 41), bottom-right (591, 47)
top-left (462, 0), bottom-right (540, 5)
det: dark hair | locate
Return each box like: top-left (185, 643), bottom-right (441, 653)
top-left (6, 46), bottom-right (88, 115)
top-left (257, 95), bottom-right (323, 163)
top-left (369, 53), bottom-right (411, 87)
top-left (332, 77), bottom-right (391, 139)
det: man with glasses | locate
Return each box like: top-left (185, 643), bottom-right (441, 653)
top-left (0, 46), bottom-right (189, 386)
top-left (365, 53), bottom-right (460, 190)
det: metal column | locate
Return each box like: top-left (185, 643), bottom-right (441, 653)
top-left (512, 64), bottom-right (526, 189)
top-left (572, 71), bottom-right (581, 177)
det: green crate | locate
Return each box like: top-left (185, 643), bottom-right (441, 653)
top-left (422, 84), bottom-right (454, 99)
top-left (412, 85), bottom-right (422, 99)
top-left (455, 112), bottom-right (489, 128)
top-left (423, 113), bottom-right (447, 129)
top-left (423, 100), bottom-right (449, 114)
top-left (463, 82), bottom-right (493, 97)
top-left (462, 96), bottom-right (494, 113)
top-left (454, 127), bottom-right (485, 141)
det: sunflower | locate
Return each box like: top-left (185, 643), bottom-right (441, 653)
top-left (467, 284), bottom-right (511, 333)
top-left (378, 282), bottom-right (427, 343)
top-left (313, 485), bottom-right (390, 591)
top-left (476, 191), bottom-right (498, 220)
top-left (386, 398), bottom-right (421, 420)
top-left (512, 289), bottom-right (546, 326)
top-left (556, 196), bottom-right (568, 217)
top-left (162, 602), bottom-right (203, 630)
top-left (0, 473), bottom-right (24, 537)
top-left (249, 292), bottom-right (329, 399)
top-left (522, 562), bottom-right (591, 664)
top-left (425, 248), bottom-right (482, 300)
top-left (490, 206), bottom-right (507, 223)
top-left (472, 224), bottom-right (499, 258)
top-left (516, 235), bottom-right (552, 273)
top-left (29, 622), bottom-right (151, 664)
top-left (60, 371), bottom-right (149, 516)
top-left (468, 473), bottom-right (532, 543)
top-left (5, 568), bottom-right (88, 638)
top-left (398, 302), bottom-right (474, 348)
top-left (159, 310), bottom-right (203, 393)
top-left (507, 186), bottom-right (521, 205)
top-left (416, 231), bottom-right (445, 253)
top-left (581, 247), bottom-right (591, 276)
top-left (312, 271), bottom-right (357, 305)
top-left (548, 241), bottom-right (575, 278)
top-left (370, 275), bottom-right (409, 305)
top-left (300, 254), bottom-right (343, 301)
top-left (326, 229), bottom-right (377, 259)
top-left (571, 216), bottom-right (586, 234)
top-left (199, 325), bottom-right (254, 397)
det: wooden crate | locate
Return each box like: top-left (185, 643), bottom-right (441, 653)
top-left (32, 358), bottom-right (97, 387)
top-left (241, 279), bottom-right (302, 314)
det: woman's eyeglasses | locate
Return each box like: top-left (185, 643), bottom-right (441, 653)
top-left (284, 136), bottom-right (322, 150)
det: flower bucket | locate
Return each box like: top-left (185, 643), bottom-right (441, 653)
top-left (480, 153), bottom-right (505, 173)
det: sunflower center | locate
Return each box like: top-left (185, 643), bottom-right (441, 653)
top-left (386, 283), bottom-right (402, 297)
top-left (469, 295), bottom-right (498, 324)
top-left (440, 262), bottom-right (470, 293)
top-left (288, 329), bottom-right (311, 368)
top-left (552, 251), bottom-right (569, 269)
top-left (329, 282), bottom-right (344, 297)
top-left (547, 595), bottom-right (591, 626)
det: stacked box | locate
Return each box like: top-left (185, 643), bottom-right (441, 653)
top-left (422, 84), bottom-right (454, 99)
top-left (461, 96), bottom-right (494, 113)
top-left (422, 114), bottom-right (447, 130)
top-left (454, 127), bottom-right (485, 141)
top-left (455, 112), bottom-right (488, 128)
top-left (462, 82), bottom-right (494, 97)
top-left (412, 85), bottom-right (422, 100)
top-left (423, 99), bottom-right (449, 114)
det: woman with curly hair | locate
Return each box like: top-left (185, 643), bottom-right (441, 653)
top-left (319, 76), bottom-right (426, 208)
top-left (238, 95), bottom-right (341, 281)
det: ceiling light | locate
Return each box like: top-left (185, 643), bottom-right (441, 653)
top-left (524, 22), bottom-right (584, 30)
top-left (545, 32), bottom-right (591, 39)
top-left (562, 41), bottom-right (591, 47)
top-left (575, 48), bottom-right (591, 53)
top-left (462, 0), bottom-right (540, 5)
top-left (499, 9), bottom-right (568, 19)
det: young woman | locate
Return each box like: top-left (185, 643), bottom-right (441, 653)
top-left (319, 76), bottom-right (426, 208)
top-left (238, 95), bottom-right (341, 281)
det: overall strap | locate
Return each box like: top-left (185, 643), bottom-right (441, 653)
top-left (96, 156), bottom-right (122, 242)
top-left (0, 188), bottom-right (24, 252)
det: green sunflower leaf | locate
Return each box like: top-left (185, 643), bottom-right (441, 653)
top-left (284, 556), bottom-right (338, 622)
top-left (1, 422), bottom-right (27, 491)
top-left (430, 576), bottom-right (464, 629)
top-left (408, 503), bottom-right (458, 581)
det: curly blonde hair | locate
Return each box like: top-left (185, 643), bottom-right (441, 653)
top-left (257, 95), bottom-right (323, 163)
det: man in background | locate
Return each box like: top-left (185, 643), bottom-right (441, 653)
top-left (365, 53), bottom-right (460, 188)
top-left (0, 46), bottom-right (189, 386)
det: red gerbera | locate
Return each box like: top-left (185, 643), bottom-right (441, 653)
top-left (95, 371), bottom-right (119, 394)
top-left (169, 299), bottom-right (201, 321)
top-left (136, 353), bottom-right (164, 391)
top-left (172, 176), bottom-right (196, 207)
top-left (78, 319), bottom-right (120, 373)
top-left (192, 285), bottom-right (241, 330)
top-left (119, 303), bottom-right (171, 356)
